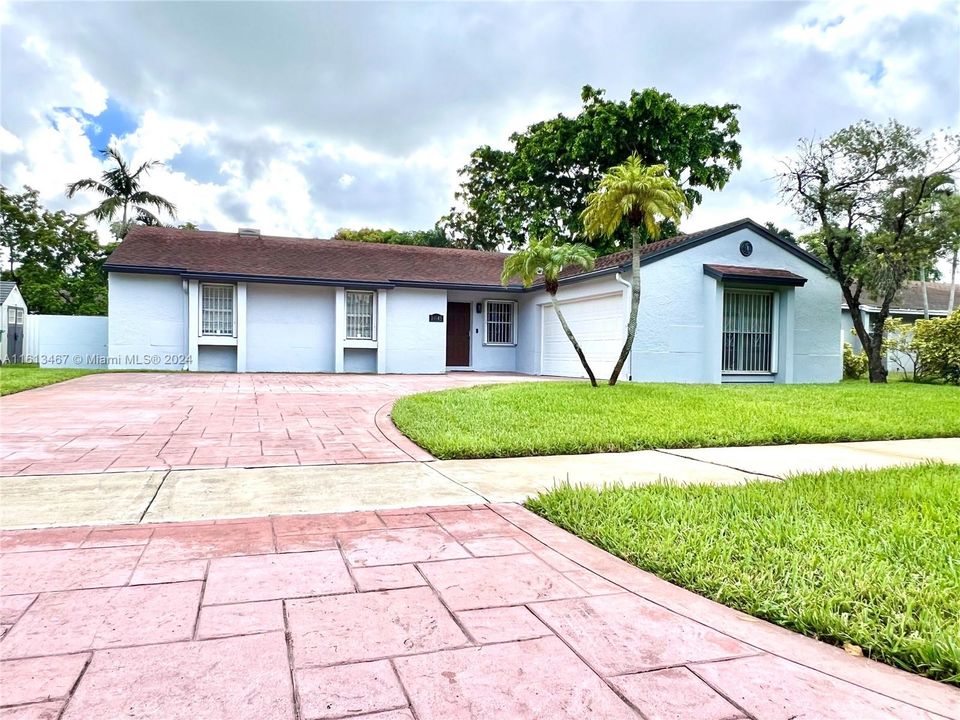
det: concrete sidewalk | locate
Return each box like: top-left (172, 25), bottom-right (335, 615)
top-left (2, 438), bottom-right (957, 529)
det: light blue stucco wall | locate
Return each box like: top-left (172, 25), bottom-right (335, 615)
top-left (344, 347), bottom-right (378, 373)
top-left (624, 227), bottom-right (840, 383)
top-left (384, 287), bottom-right (447, 374)
top-left (446, 290), bottom-right (519, 372)
top-left (198, 345), bottom-right (237, 371)
top-left (623, 227), bottom-right (840, 383)
top-left (246, 283), bottom-right (335, 372)
top-left (108, 273), bottom-right (187, 369)
top-left (840, 308), bottom-right (861, 352)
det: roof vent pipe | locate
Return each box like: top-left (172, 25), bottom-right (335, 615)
top-left (238, 228), bottom-right (261, 238)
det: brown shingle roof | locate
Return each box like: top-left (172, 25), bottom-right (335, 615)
top-left (703, 264), bottom-right (807, 286)
top-left (848, 281), bottom-right (958, 315)
top-left (106, 218), bottom-right (819, 290)
top-left (106, 226), bottom-right (516, 288)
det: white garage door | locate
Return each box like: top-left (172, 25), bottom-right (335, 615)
top-left (541, 292), bottom-right (624, 378)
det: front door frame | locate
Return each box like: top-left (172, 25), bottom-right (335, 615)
top-left (445, 301), bottom-right (472, 368)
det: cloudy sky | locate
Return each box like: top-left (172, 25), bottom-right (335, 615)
top-left (1, 0), bottom-right (958, 244)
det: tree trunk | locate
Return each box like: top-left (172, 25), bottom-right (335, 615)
top-left (866, 295), bottom-right (893, 383)
top-left (950, 247), bottom-right (958, 313)
top-left (920, 268), bottom-right (930, 319)
top-left (122, 202), bottom-right (128, 226)
top-left (840, 282), bottom-right (887, 382)
top-left (549, 295), bottom-right (597, 387)
top-left (608, 226), bottom-right (642, 386)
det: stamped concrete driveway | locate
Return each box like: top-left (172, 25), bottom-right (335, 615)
top-left (2, 504), bottom-right (955, 720)
top-left (0, 372), bottom-right (529, 477)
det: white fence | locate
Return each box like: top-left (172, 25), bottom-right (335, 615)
top-left (22, 315), bottom-right (108, 369)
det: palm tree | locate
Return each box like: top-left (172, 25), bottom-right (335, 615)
top-left (501, 236), bottom-right (599, 386)
top-left (66, 147), bottom-right (176, 237)
top-left (581, 155), bottom-right (688, 385)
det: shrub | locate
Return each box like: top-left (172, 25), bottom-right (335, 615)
top-left (884, 317), bottom-right (923, 381)
top-left (912, 311), bottom-right (960, 385)
top-left (843, 342), bottom-right (868, 380)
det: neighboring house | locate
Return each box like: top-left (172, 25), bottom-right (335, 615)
top-left (103, 218), bottom-right (841, 383)
top-left (841, 281), bottom-right (958, 371)
top-left (0, 281), bottom-right (28, 363)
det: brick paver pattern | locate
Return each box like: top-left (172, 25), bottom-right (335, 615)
top-left (0, 372), bottom-right (533, 476)
top-left (0, 505), bottom-right (940, 719)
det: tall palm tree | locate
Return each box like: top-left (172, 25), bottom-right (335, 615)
top-left (66, 147), bottom-right (176, 235)
top-left (501, 236), bottom-right (598, 386)
top-left (581, 156), bottom-right (688, 385)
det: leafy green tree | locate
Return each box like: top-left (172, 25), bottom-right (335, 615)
top-left (501, 237), bottom-right (598, 386)
top-left (442, 86), bottom-right (741, 252)
top-left (778, 119), bottom-right (960, 382)
top-left (332, 226), bottom-right (464, 248)
top-left (66, 147), bottom-right (177, 239)
top-left (916, 191), bottom-right (960, 312)
top-left (581, 157), bottom-right (689, 385)
top-left (764, 222), bottom-right (798, 245)
top-left (1, 186), bottom-right (113, 315)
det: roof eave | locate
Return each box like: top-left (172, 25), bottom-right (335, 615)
top-left (106, 264), bottom-right (525, 292)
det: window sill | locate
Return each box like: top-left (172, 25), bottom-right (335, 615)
top-left (198, 335), bottom-right (237, 346)
top-left (344, 338), bottom-right (378, 349)
top-left (483, 342), bottom-right (517, 348)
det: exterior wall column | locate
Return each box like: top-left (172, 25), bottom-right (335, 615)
top-left (376, 289), bottom-right (387, 374)
top-left (702, 275), bottom-right (723, 383)
top-left (236, 282), bottom-right (247, 373)
top-left (334, 287), bottom-right (345, 373)
top-left (187, 279), bottom-right (199, 372)
top-left (776, 288), bottom-right (796, 384)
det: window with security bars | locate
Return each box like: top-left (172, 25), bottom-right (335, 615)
top-left (346, 291), bottom-right (375, 339)
top-left (485, 300), bottom-right (515, 345)
top-left (722, 290), bottom-right (775, 373)
top-left (201, 284), bottom-right (235, 336)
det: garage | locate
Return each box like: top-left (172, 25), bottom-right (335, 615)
top-left (541, 292), bottom-right (624, 378)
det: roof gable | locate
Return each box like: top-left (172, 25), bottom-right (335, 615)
top-left (558, 218), bottom-right (829, 285)
top-left (0, 281), bottom-right (20, 305)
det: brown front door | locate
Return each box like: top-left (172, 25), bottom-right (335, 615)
top-left (445, 302), bottom-right (471, 367)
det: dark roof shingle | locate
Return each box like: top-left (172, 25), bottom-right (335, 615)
top-left (849, 281), bottom-right (958, 315)
top-left (106, 227), bottom-right (515, 288)
top-left (703, 264), bottom-right (808, 286)
top-left (105, 218), bottom-right (822, 290)
top-left (0, 281), bottom-right (18, 305)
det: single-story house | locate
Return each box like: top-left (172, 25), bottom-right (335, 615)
top-left (1, 281), bottom-right (28, 363)
top-left (103, 218), bottom-right (841, 383)
top-left (842, 280), bottom-right (958, 371)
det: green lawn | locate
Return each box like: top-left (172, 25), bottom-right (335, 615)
top-left (0, 364), bottom-right (100, 395)
top-left (392, 381), bottom-right (960, 459)
top-left (526, 463), bottom-right (960, 684)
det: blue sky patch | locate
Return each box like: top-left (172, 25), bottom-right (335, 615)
top-left (166, 147), bottom-right (225, 185)
top-left (68, 99), bottom-right (139, 150)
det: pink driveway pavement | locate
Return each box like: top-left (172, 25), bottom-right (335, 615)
top-left (0, 372), bottom-right (531, 477)
top-left (1, 504), bottom-right (955, 720)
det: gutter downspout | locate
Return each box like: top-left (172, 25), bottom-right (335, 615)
top-left (615, 271), bottom-right (633, 381)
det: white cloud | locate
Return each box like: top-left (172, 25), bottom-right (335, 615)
top-left (1, 0), bottom-right (956, 245)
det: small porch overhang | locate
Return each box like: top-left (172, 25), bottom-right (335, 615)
top-left (703, 264), bottom-right (808, 287)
